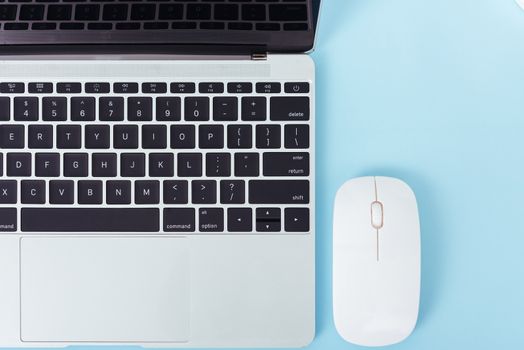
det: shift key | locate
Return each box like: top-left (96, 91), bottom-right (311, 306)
top-left (249, 180), bottom-right (309, 204)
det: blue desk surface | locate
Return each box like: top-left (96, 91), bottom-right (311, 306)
top-left (311, 0), bottom-right (524, 348)
top-left (11, 1), bottom-right (524, 350)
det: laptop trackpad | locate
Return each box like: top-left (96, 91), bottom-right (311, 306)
top-left (20, 236), bottom-right (190, 343)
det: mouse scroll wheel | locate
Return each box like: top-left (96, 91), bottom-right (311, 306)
top-left (371, 201), bottom-right (384, 229)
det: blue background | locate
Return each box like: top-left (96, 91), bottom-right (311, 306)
top-left (9, 1), bottom-right (524, 350)
top-left (312, 0), bottom-right (524, 349)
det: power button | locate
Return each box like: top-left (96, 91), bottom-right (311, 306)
top-left (284, 82), bottom-right (310, 94)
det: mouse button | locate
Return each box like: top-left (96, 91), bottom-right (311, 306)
top-left (370, 201), bottom-right (383, 229)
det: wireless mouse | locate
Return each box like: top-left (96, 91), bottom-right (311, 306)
top-left (333, 176), bottom-right (420, 347)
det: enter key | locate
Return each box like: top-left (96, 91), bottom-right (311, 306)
top-left (263, 152), bottom-right (309, 176)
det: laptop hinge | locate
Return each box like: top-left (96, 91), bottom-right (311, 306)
top-left (251, 52), bottom-right (268, 61)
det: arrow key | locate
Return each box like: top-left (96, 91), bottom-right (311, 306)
top-left (227, 208), bottom-right (252, 232)
top-left (285, 208), bottom-right (309, 232)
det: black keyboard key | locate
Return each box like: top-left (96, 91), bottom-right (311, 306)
top-left (149, 153), bottom-right (174, 177)
top-left (199, 125), bottom-right (223, 149)
top-left (35, 153), bottom-right (60, 177)
top-left (220, 180), bottom-right (245, 204)
top-left (128, 97), bottom-right (152, 121)
top-left (63, 153), bottom-right (88, 177)
top-left (213, 97), bottom-right (237, 121)
top-left (113, 82), bottom-right (138, 94)
top-left (269, 4), bottom-right (307, 21)
top-left (163, 180), bottom-right (188, 204)
top-left (85, 82), bottom-right (110, 94)
top-left (99, 97), bottom-right (124, 121)
top-left (192, 180), bottom-right (216, 204)
top-left (199, 82), bottom-right (224, 94)
top-left (285, 124), bottom-right (309, 148)
top-left (215, 4), bottom-right (238, 20)
top-left (60, 23), bottom-right (84, 30)
top-left (0, 180), bottom-right (17, 204)
top-left (75, 4), bottom-right (100, 21)
top-left (0, 5), bottom-right (17, 21)
top-left (42, 97), bottom-right (67, 121)
top-left (185, 97), bottom-right (209, 121)
top-left (106, 180), bottom-right (131, 204)
top-left (256, 23), bottom-right (280, 31)
top-left (32, 22), bottom-right (57, 30)
top-left (21, 208), bottom-right (159, 232)
top-left (28, 82), bottom-right (53, 94)
top-left (85, 125), bottom-right (110, 149)
top-left (0, 208), bottom-right (16, 231)
top-left (47, 5), bottom-right (72, 21)
top-left (234, 153), bottom-right (259, 177)
top-left (21, 180), bottom-right (45, 204)
top-left (263, 152), bottom-right (309, 176)
top-left (187, 3), bottom-right (211, 20)
top-left (199, 208), bottom-right (223, 232)
top-left (142, 125), bottom-right (167, 149)
top-left (92, 153), bottom-right (117, 177)
top-left (57, 82), bottom-right (81, 94)
top-left (283, 23), bottom-right (308, 31)
top-left (121, 153), bottom-right (145, 177)
top-left (242, 4), bottom-right (265, 21)
top-left (49, 180), bottom-right (74, 204)
top-left (249, 180), bottom-right (309, 204)
top-left (0, 153), bottom-right (2, 177)
top-left (0, 125), bottom-right (25, 149)
top-left (71, 97), bottom-right (95, 121)
top-left (171, 125), bottom-right (195, 149)
top-left (113, 125), bottom-right (138, 149)
top-left (241, 97), bottom-right (266, 121)
top-left (228, 125), bottom-right (252, 149)
top-left (227, 82), bottom-right (252, 94)
top-left (131, 4), bottom-right (156, 20)
top-left (102, 4), bottom-right (127, 21)
top-left (88, 23), bottom-right (111, 30)
top-left (14, 97), bottom-right (38, 121)
top-left (228, 22), bottom-right (252, 31)
top-left (256, 207), bottom-right (281, 232)
top-left (156, 97), bottom-right (181, 121)
top-left (142, 83), bottom-right (167, 94)
top-left (20, 4), bottom-right (44, 20)
top-left (0, 97), bottom-right (10, 121)
top-left (177, 153), bottom-right (202, 177)
top-left (256, 125), bottom-right (280, 149)
top-left (28, 125), bottom-right (53, 149)
top-left (158, 3), bottom-right (182, 20)
top-left (256, 82), bottom-right (281, 94)
top-left (201, 22), bottom-right (224, 30)
top-left (57, 125), bottom-right (81, 149)
top-left (164, 208), bottom-right (195, 232)
top-left (115, 22), bottom-right (140, 30)
top-left (227, 208), bottom-right (252, 232)
top-left (4, 23), bottom-right (29, 30)
top-left (284, 82), bottom-right (310, 94)
top-left (170, 82), bottom-right (195, 94)
top-left (270, 97), bottom-right (309, 121)
top-left (285, 208), bottom-right (310, 232)
top-left (135, 180), bottom-right (159, 204)
top-left (205, 153), bottom-right (230, 177)
top-left (78, 180), bottom-right (102, 204)
top-left (7, 153), bottom-right (31, 176)
top-left (0, 82), bottom-right (24, 93)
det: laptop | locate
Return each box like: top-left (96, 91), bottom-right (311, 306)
top-left (0, 0), bottom-right (319, 347)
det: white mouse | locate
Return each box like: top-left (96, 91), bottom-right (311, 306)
top-left (333, 176), bottom-right (420, 347)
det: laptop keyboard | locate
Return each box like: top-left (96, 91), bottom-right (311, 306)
top-left (0, 80), bottom-right (312, 234)
top-left (0, 0), bottom-right (309, 31)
